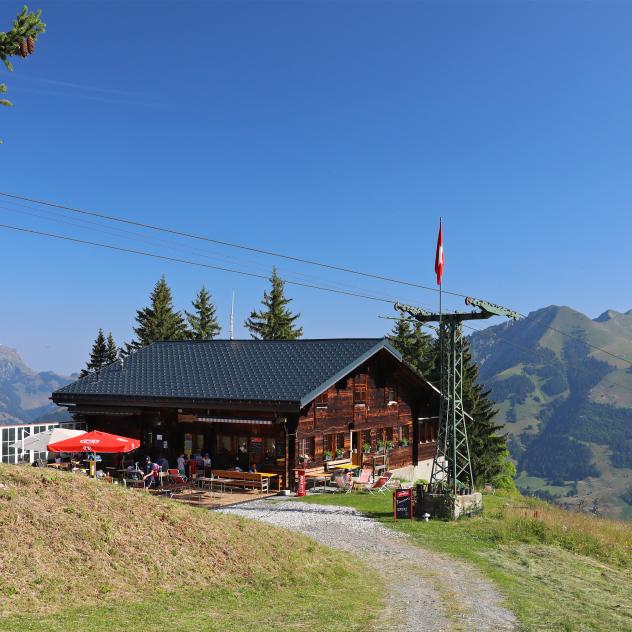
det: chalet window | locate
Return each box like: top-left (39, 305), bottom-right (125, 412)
top-left (315, 391), bottom-right (328, 408)
top-left (385, 385), bottom-right (397, 404)
top-left (419, 420), bottom-right (436, 443)
top-left (354, 374), bottom-right (368, 404)
top-left (354, 403), bottom-right (368, 422)
top-left (362, 430), bottom-right (372, 451)
top-left (398, 425), bottom-right (410, 442)
top-left (336, 433), bottom-right (345, 451)
top-left (324, 433), bottom-right (334, 453)
top-left (299, 436), bottom-right (315, 461)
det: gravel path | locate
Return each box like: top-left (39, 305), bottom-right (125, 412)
top-left (220, 498), bottom-right (516, 632)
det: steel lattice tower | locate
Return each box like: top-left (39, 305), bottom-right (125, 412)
top-left (395, 298), bottom-right (520, 494)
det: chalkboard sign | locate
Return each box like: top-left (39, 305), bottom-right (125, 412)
top-left (249, 437), bottom-right (263, 454)
top-left (393, 488), bottom-right (413, 522)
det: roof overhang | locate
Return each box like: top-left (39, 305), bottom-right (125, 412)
top-left (55, 393), bottom-right (302, 414)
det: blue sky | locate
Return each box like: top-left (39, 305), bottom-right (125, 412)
top-left (1, 0), bottom-right (632, 374)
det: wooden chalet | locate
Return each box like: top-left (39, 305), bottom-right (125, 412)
top-left (51, 339), bottom-right (440, 488)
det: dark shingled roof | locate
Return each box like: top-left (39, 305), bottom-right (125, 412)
top-left (53, 338), bottom-right (402, 408)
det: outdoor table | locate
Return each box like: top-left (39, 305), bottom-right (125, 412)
top-left (306, 475), bottom-right (331, 491)
top-left (196, 476), bottom-right (219, 491)
top-left (258, 472), bottom-right (280, 491)
top-left (329, 463), bottom-right (360, 476)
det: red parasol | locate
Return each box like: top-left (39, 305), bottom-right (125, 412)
top-left (48, 430), bottom-right (140, 454)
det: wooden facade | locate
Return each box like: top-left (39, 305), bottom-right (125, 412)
top-left (293, 353), bottom-right (438, 473)
top-left (54, 343), bottom-right (439, 488)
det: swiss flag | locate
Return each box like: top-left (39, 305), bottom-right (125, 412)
top-left (435, 220), bottom-right (444, 285)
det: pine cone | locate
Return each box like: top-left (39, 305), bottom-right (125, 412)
top-left (19, 39), bottom-right (28, 58)
top-left (27, 36), bottom-right (35, 55)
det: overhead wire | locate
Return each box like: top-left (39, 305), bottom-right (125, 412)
top-left (0, 223), bottom-right (402, 305)
top-left (0, 190), bottom-right (629, 365)
top-left (0, 190), bottom-right (468, 298)
top-left (0, 199), bottom-right (426, 305)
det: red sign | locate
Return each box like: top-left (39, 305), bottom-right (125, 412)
top-left (296, 469), bottom-right (307, 497)
top-left (394, 488), bottom-right (413, 522)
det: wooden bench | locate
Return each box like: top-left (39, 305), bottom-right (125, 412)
top-left (211, 470), bottom-right (270, 493)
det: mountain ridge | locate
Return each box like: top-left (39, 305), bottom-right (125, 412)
top-left (0, 344), bottom-right (71, 426)
top-left (469, 305), bottom-right (632, 519)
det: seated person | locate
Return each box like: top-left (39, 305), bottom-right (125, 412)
top-left (202, 453), bottom-right (211, 468)
top-left (248, 463), bottom-right (258, 473)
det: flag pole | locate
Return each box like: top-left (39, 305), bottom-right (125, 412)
top-left (438, 217), bottom-right (443, 325)
top-left (438, 217), bottom-right (444, 490)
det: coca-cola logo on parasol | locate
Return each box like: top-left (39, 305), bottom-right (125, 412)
top-left (80, 439), bottom-right (100, 445)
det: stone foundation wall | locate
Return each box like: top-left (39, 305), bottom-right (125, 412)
top-left (418, 491), bottom-right (483, 520)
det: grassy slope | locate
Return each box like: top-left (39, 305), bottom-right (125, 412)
top-left (0, 465), bottom-right (381, 632)
top-left (296, 491), bottom-right (632, 632)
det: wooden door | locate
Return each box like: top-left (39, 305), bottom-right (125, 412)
top-left (350, 430), bottom-right (361, 466)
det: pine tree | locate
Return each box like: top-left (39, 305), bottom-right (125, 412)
top-left (127, 275), bottom-right (187, 350)
top-left (80, 329), bottom-right (108, 377)
top-left (244, 268), bottom-right (303, 340)
top-left (81, 330), bottom-right (119, 376)
top-left (460, 339), bottom-right (512, 487)
top-left (185, 286), bottom-right (221, 340)
top-left (388, 316), bottom-right (435, 377)
top-left (105, 332), bottom-right (119, 363)
top-left (0, 6), bottom-right (46, 142)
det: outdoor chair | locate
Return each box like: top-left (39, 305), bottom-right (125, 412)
top-left (333, 475), bottom-right (352, 494)
top-left (167, 468), bottom-right (187, 483)
top-left (352, 467), bottom-right (372, 490)
top-left (366, 471), bottom-right (394, 494)
top-left (163, 469), bottom-right (190, 492)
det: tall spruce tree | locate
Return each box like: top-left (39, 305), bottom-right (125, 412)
top-left (388, 316), bottom-right (435, 377)
top-left (105, 332), bottom-right (119, 363)
top-left (244, 268), bottom-right (303, 340)
top-left (80, 329), bottom-right (117, 377)
top-left (127, 275), bottom-right (187, 351)
top-left (460, 338), bottom-right (511, 487)
top-left (185, 286), bottom-right (221, 340)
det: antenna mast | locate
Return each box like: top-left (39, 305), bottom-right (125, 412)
top-left (230, 291), bottom-right (235, 340)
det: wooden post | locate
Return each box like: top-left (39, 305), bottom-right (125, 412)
top-left (284, 420), bottom-right (289, 490)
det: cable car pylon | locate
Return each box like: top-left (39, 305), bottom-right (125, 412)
top-left (395, 297), bottom-right (521, 493)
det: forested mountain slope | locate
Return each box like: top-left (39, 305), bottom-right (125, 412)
top-left (469, 305), bottom-right (632, 518)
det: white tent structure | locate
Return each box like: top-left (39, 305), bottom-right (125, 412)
top-left (12, 427), bottom-right (85, 454)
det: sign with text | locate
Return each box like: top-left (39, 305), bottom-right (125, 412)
top-left (393, 488), bottom-right (413, 522)
top-left (249, 437), bottom-right (263, 454)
